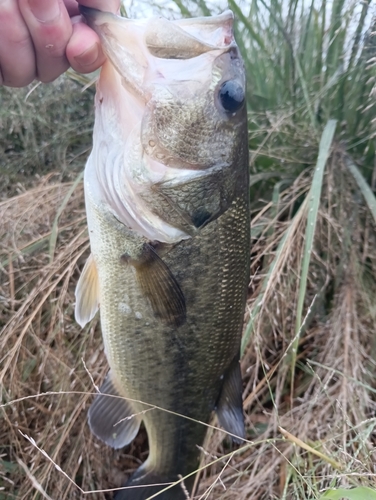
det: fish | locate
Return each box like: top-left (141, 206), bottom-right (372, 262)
top-left (75, 6), bottom-right (249, 500)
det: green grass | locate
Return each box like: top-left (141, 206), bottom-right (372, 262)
top-left (0, 76), bottom-right (94, 194)
top-left (1, 0), bottom-right (376, 498)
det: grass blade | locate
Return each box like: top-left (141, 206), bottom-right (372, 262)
top-left (49, 171), bottom-right (84, 263)
top-left (171, 0), bottom-right (192, 17)
top-left (228, 0), bottom-right (268, 56)
top-left (290, 119), bottom-right (337, 389)
top-left (1, 238), bottom-right (48, 268)
top-left (319, 487), bottom-right (376, 500)
top-left (241, 197), bottom-right (308, 356)
top-left (346, 158), bottom-right (376, 224)
top-left (279, 427), bottom-right (342, 470)
top-left (241, 229), bottom-right (289, 356)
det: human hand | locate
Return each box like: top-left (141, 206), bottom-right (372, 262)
top-left (0, 0), bottom-right (120, 87)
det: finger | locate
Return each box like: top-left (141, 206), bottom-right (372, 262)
top-left (18, 0), bottom-right (73, 83)
top-left (0, 0), bottom-right (36, 87)
top-left (77, 0), bottom-right (120, 14)
top-left (66, 19), bottom-right (106, 73)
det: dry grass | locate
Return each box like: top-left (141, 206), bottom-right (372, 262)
top-left (1, 1), bottom-right (376, 495)
top-left (192, 147), bottom-right (376, 499)
top-left (1, 126), bottom-right (376, 499)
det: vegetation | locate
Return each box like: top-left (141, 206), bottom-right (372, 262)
top-left (1, 0), bottom-right (376, 498)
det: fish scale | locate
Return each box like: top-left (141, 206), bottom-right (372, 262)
top-left (87, 193), bottom-right (249, 487)
top-left (75, 6), bottom-right (249, 499)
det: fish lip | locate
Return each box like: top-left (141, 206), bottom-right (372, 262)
top-left (79, 7), bottom-right (237, 56)
top-left (80, 8), bottom-right (241, 107)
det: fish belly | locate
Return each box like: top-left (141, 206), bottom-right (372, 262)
top-left (87, 186), bottom-right (249, 483)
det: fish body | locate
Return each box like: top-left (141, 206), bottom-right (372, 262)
top-left (75, 7), bottom-right (249, 499)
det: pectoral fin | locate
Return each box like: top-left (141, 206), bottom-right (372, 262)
top-left (88, 372), bottom-right (141, 449)
top-left (123, 243), bottom-right (186, 328)
top-left (75, 254), bottom-right (99, 328)
top-left (215, 356), bottom-right (245, 443)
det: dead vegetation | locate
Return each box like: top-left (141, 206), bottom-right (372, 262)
top-left (1, 0), bottom-right (376, 496)
top-left (1, 122), bottom-right (376, 499)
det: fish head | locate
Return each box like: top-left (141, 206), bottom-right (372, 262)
top-left (81, 7), bottom-right (247, 242)
top-left (81, 7), bottom-right (246, 169)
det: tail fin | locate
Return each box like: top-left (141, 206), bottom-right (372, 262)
top-left (114, 466), bottom-right (193, 500)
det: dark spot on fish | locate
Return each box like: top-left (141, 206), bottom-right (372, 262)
top-left (191, 208), bottom-right (212, 228)
top-left (120, 253), bottom-right (130, 263)
top-left (99, 97), bottom-right (103, 104)
top-left (229, 47), bottom-right (238, 60)
top-left (148, 240), bottom-right (164, 252)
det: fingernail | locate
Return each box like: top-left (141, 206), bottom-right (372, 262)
top-left (28, 0), bottom-right (61, 23)
top-left (74, 43), bottom-right (101, 67)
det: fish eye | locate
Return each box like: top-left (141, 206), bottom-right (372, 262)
top-left (218, 80), bottom-right (245, 113)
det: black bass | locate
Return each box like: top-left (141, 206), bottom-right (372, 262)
top-left (75, 7), bottom-right (249, 500)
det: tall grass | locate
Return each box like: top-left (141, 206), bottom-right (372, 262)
top-left (0, 76), bottom-right (94, 195)
top-left (1, 1), bottom-right (376, 499)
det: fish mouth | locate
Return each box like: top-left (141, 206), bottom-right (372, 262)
top-left (80, 6), bottom-right (244, 167)
top-left (79, 6), bottom-right (236, 56)
top-left (79, 6), bottom-right (237, 99)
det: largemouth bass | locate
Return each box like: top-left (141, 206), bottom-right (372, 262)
top-left (75, 7), bottom-right (249, 499)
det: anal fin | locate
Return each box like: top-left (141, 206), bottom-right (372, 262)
top-left (88, 372), bottom-right (141, 449)
top-left (215, 356), bottom-right (245, 444)
top-left (124, 243), bottom-right (186, 328)
top-left (75, 253), bottom-right (99, 328)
